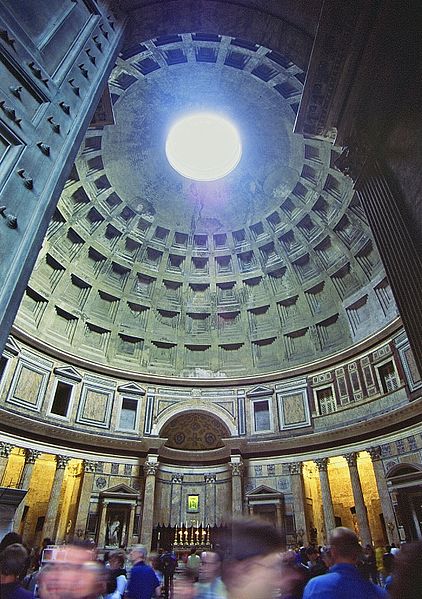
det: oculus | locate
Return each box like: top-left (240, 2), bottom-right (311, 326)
top-left (165, 112), bottom-right (242, 181)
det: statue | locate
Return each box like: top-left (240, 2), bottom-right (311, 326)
top-left (108, 518), bottom-right (121, 546)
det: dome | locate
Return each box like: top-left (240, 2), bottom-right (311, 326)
top-left (15, 35), bottom-right (396, 380)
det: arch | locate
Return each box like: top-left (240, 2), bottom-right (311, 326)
top-left (155, 401), bottom-right (236, 438)
top-left (386, 462), bottom-right (422, 478)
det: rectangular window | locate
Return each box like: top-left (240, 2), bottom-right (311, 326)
top-left (0, 356), bottom-right (8, 382)
top-left (378, 361), bottom-right (398, 393)
top-left (253, 399), bottom-right (271, 431)
top-left (51, 381), bottom-right (72, 417)
top-left (316, 387), bottom-right (336, 415)
top-left (119, 398), bottom-right (138, 430)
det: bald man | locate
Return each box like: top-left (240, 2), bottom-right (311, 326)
top-left (303, 527), bottom-right (387, 599)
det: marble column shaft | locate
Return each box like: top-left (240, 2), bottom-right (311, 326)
top-left (42, 455), bottom-right (70, 541)
top-left (74, 460), bottom-right (97, 535)
top-left (314, 458), bottom-right (336, 538)
top-left (288, 462), bottom-right (308, 545)
top-left (344, 453), bottom-right (372, 547)
top-left (368, 446), bottom-right (399, 544)
top-left (97, 500), bottom-right (109, 548)
top-left (14, 449), bottom-right (41, 532)
top-left (229, 460), bottom-right (244, 518)
top-left (140, 459), bottom-right (158, 549)
top-left (0, 442), bottom-right (13, 484)
top-left (170, 474), bottom-right (183, 526)
top-left (204, 474), bottom-right (216, 526)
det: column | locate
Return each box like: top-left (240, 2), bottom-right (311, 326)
top-left (204, 474), bottom-right (216, 525)
top-left (314, 458), bottom-right (336, 539)
top-left (0, 442), bottom-right (13, 484)
top-left (170, 474), bottom-right (183, 526)
top-left (42, 455), bottom-right (71, 541)
top-left (97, 499), bottom-right (109, 548)
top-left (344, 452), bottom-right (372, 547)
top-left (128, 503), bottom-right (136, 545)
top-left (229, 456), bottom-right (244, 518)
top-left (74, 460), bottom-right (97, 537)
top-left (368, 446), bottom-right (400, 544)
top-left (140, 456), bottom-right (159, 549)
top-left (288, 462), bottom-right (309, 545)
top-left (14, 449), bottom-right (41, 532)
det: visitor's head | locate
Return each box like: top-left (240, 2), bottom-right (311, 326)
top-left (109, 550), bottom-right (125, 570)
top-left (0, 532), bottom-right (23, 554)
top-left (390, 541), bottom-right (422, 599)
top-left (306, 546), bottom-right (319, 562)
top-left (37, 544), bottom-right (106, 599)
top-left (221, 519), bottom-right (284, 599)
top-left (328, 527), bottom-right (363, 565)
top-left (130, 545), bottom-right (148, 564)
top-left (199, 551), bottom-right (222, 583)
top-left (0, 543), bottom-right (28, 582)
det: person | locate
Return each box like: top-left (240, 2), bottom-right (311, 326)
top-left (279, 551), bottom-right (308, 599)
top-left (195, 550), bottom-right (227, 599)
top-left (0, 543), bottom-right (32, 599)
top-left (302, 527), bottom-right (387, 599)
top-left (305, 546), bottom-right (328, 579)
top-left (0, 533), bottom-right (23, 554)
top-left (364, 545), bottom-right (378, 584)
top-left (220, 518), bottom-right (284, 599)
top-left (389, 540), bottom-right (422, 599)
top-left (126, 545), bottom-right (160, 599)
top-left (382, 552), bottom-right (394, 592)
top-left (37, 542), bottom-right (107, 599)
top-left (159, 546), bottom-right (177, 599)
top-left (186, 548), bottom-right (200, 582)
top-left (104, 550), bottom-right (127, 599)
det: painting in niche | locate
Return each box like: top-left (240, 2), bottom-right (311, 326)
top-left (187, 494), bottom-right (199, 513)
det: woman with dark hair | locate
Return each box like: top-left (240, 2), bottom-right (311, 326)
top-left (390, 541), bottom-right (422, 599)
top-left (105, 550), bottom-right (127, 599)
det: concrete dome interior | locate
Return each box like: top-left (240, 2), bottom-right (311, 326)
top-left (0, 0), bottom-right (421, 553)
top-left (15, 34), bottom-right (396, 378)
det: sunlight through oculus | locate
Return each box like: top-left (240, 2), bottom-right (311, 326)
top-left (165, 113), bottom-right (242, 181)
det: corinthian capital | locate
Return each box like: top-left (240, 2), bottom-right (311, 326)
top-left (344, 452), bottom-right (358, 467)
top-left (25, 449), bottom-right (41, 464)
top-left (314, 458), bottom-right (329, 472)
top-left (288, 462), bottom-right (303, 476)
top-left (56, 455), bottom-right (71, 469)
top-left (229, 461), bottom-right (244, 476)
top-left (367, 446), bottom-right (381, 461)
top-left (144, 461), bottom-right (159, 476)
top-left (83, 460), bottom-right (98, 473)
top-left (0, 442), bottom-right (13, 458)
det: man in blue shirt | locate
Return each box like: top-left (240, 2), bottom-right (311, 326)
top-left (303, 527), bottom-right (387, 599)
top-left (126, 545), bottom-right (160, 599)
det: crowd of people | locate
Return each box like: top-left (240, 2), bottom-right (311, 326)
top-left (0, 520), bottom-right (421, 599)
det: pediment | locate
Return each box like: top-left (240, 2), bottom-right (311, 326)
top-left (246, 484), bottom-right (281, 497)
top-left (5, 336), bottom-right (20, 356)
top-left (246, 385), bottom-right (274, 398)
top-left (117, 382), bottom-right (146, 395)
top-left (101, 483), bottom-right (139, 496)
top-left (53, 365), bottom-right (82, 382)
